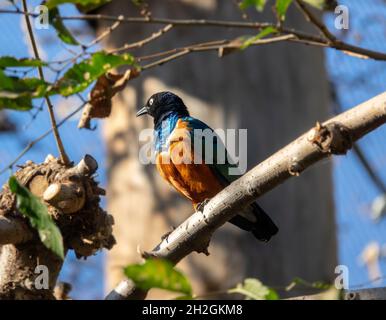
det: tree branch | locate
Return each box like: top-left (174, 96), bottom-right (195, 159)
top-left (21, 0), bottom-right (70, 165)
top-left (140, 35), bottom-right (296, 70)
top-left (0, 216), bottom-right (32, 245)
top-left (1, 9), bottom-right (385, 61)
top-left (108, 24), bottom-right (173, 54)
top-left (106, 91), bottom-right (386, 300)
top-left (295, 0), bottom-right (336, 42)
top-left (61, 14), bottom-right (386, 61)
top-left (0, 103), bottom-right (85, 176)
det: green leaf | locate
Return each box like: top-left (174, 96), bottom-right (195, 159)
top-left (239, 0), bottom-right (267, 11)
top-left (266, 288), bottom-right (280, 300)
top-left (8, 176), bottom-right (64, 259)
top-left (241, 26), bottom-right (278, 49)
top-left (0, 96), bottom-right (32, 111)
top-left (56, 51), bottom-right (135, 96)
top-left (131, 0), bottom-right (145, 7)
top-left (0, 70), bottom-right (50, 110)
top-left (77, 0), bottom-right (112, 12)
top-left (228, 278), bottom-right (279, 300)
top-left (124, 259), bottom-right (192, 295)
top-left (276, 0), bottom-right (293, 20)
top-left (286, 277), bottom-right (332, 291)
top-left (174, 295), bottom-right (194, 300)
top-left (0, 56), bottom-right (46, 68)
top-left (49, 7), bottom-right (79, 45)
top-left (303, 0), bottom-right (323, 9)
top-left (0, 70), bottom-right (47, 93)
top-left (302, 0), bottom-right (326, 10)
top-left (46, 0), bottom-right (111, 10)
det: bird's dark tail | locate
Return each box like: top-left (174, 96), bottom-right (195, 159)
top-left (229, 202), bottom-right (278, 242)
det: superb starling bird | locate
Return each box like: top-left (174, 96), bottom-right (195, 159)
top-left (136, 92), bottom-right (278, 242)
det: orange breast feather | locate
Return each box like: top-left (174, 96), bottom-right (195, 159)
top-left (156, 119), bottom-right (224, 207)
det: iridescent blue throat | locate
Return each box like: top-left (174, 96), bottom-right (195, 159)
top-left (154, 112), bottom-right (182, 153)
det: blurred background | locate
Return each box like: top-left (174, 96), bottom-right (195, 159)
top-left (0, 0), bottom-right (385, 299)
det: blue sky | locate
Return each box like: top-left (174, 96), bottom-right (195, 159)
top-left (0, 0), bottom-right (385, 298)
top-left (325, 0), bottom-right (386, 288)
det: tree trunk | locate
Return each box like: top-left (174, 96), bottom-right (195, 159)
top-left (97, 0), bottom-right (337, 298)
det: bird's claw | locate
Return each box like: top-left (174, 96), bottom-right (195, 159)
top-left (161, 226), bottom-right (176, 243)
top-left (196, 199), bottom-right (210, 213)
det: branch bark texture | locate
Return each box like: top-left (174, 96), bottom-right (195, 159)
top-left (107, 91), bottom-right (386, 300)
top-left (0, 216), bottom-right (32, 245)
top-left (0, 156), bottom-right (115, 299)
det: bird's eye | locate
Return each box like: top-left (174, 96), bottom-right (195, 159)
top-left (149, 98), bottom-right (154, 106)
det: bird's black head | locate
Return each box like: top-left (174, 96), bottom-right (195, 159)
top-left (136, 91), bottom-right (189, 126)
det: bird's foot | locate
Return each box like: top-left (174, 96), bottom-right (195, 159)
top-left (196, 199), bottom-right (210, 213)
top-left (161, 226), bottom-right (176, 243)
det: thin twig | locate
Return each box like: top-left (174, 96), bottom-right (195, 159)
top-left (1, 9), bottom-right (385, 60)
top-left (21, 0), bottom-right (70, 165)
top-left (53, 19), bottom-right (123, 72)
top-left (49, 17), bottom-right (386, 61)
top-left (137, 40), bottom-right (229, 62)
top-left (108, 24), bottom-right (173, 54)
top-left (61, 13), bottom-right (273, 30)
top-left (141, 49), bottom-right (191, 70)
top-left (86, 18), bottom-right (122, 48)
top-left (140, 35), bottom-right (295, 70)
top-left (0, 103), bottom-right (85, 176)
top-left (295, 0), bottom-right (336, 42)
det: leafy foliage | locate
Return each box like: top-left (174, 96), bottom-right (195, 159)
top-left (228, 278), bottom-right (279, 300)
top-left (46, 0), bottom-right (112, 44)
top-left (239, 0), bottom-right (267, 11)
top-left (276, 0), bottom-right (293, 20)
top-left (0, 70), bottom-right (48, 110)
top-left (0, 52), bottom-right (136, 109)
top-left (0, 96), bottom-right (32, 111)
top-left (286, 277), bottom-right (332, 291)
top-left (56, 52), bottom-right (136, 96)
top-left (0, 71), bottom-right (47, 96)
top-left (241, 26), bottom-right (278, 49)
top-left (45, 0), bottom-right (111, 10)
top-left (45, 0), bottom-right (111, 45)
top-left (49, 7), bottom-right (79, 45)
top-left (0, 56), bottom-right (46, 68)
top-left (303, 0), bottom-right (334, 10)
top-left (8, 176), bottom-right (64, 259)
top-left (239, 0), bottom-right (331, 15)
top-left (124, 258), bottom-right (192, 295)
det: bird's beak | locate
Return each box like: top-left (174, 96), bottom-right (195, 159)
top-left (136, 106), bottom-right (149, 117)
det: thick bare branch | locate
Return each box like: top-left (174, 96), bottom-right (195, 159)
top-left (107, 91), bottom-right (386, 300)
top-left (0, 216), bottom-right (32, 245)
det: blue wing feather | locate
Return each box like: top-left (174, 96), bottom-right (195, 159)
top-left (180, 117), bottom-right (278, 242)
top-left (182, 116), bottom-right (240, 185)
